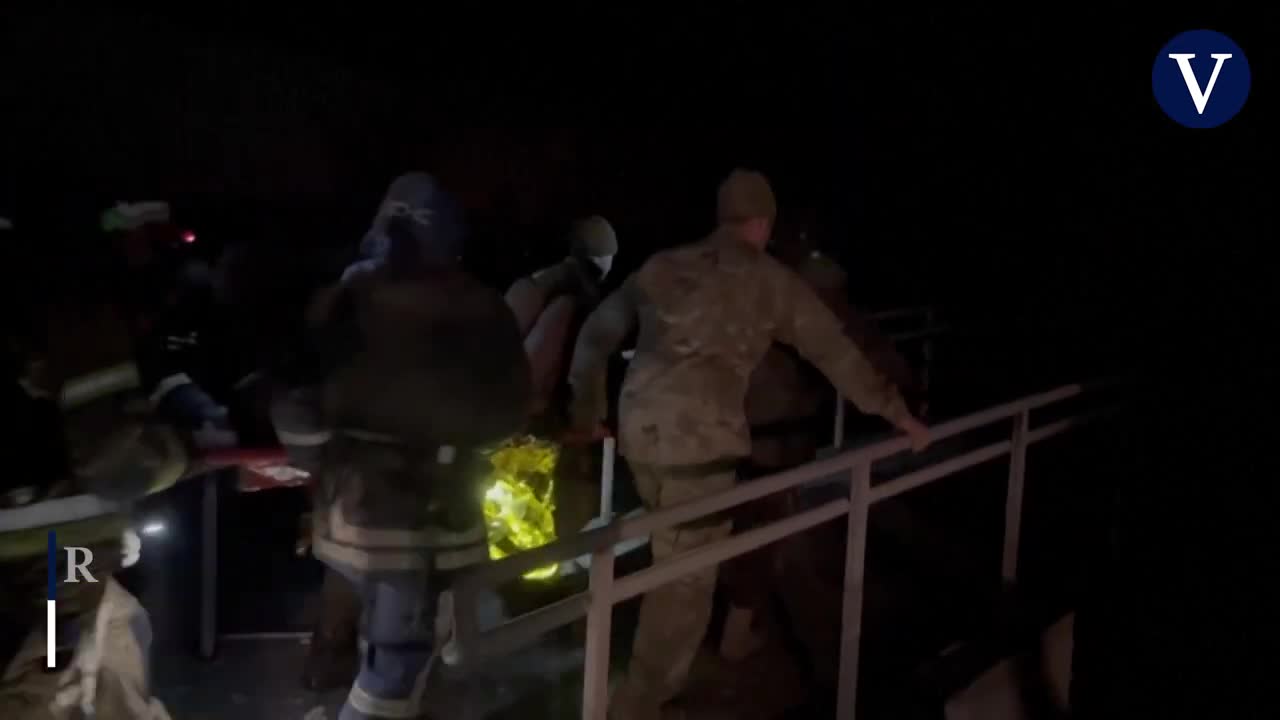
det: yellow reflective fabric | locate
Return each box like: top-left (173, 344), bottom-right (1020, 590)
top-left (482, 436), bottom-right (559, 580)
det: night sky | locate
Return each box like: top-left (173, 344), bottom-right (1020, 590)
top-left (4, 4), bottom-right (1276, 715)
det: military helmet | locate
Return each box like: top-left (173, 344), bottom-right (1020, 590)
top-left (100, 201), bottom-right (171, 232)
top-left (717, 169), bottom-right (777, 223)
top-left (569, 215), bottom-right (618, 258)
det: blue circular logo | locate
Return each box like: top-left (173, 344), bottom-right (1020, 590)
top-left (1152, 30), bottom-right (1250, 128)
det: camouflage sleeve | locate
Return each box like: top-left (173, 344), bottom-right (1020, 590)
top-left (59, 364), bottom-right (189, 502)
top-left (568, 278), bottom-right (637, 428)
top-left (772, 271), bottom-right (911, 427)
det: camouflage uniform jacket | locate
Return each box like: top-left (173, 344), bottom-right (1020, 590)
top-left (569, 230), bottom-right (911, 467)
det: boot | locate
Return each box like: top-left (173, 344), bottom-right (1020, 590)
top-left (302, 569), bottom-right (361, 691)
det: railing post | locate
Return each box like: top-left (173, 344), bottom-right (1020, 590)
top-left (599, 437), bottom-right (616, 521)
top-left (836, 461), bottom-right (872, 719)
top-left (581, 546), bottom-right (616, 720)
top-left (833, 391), bottom-right (846, 449)
top-left (1002, 409), bottom-right (1030, 584)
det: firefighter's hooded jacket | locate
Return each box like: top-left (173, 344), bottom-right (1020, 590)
top-left (274, 173), bottom-right (532, 577)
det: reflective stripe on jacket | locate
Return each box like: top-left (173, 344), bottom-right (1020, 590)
top-left (1, 363), bottom-right (187, 562)
top-left (286, 423), bottom-right (492, 576)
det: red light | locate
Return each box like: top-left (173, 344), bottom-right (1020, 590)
top-left (182, 231), bottom-right (196, 244)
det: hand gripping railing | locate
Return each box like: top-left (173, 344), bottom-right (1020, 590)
top-left (447, 381), bottom-right (1115, 719)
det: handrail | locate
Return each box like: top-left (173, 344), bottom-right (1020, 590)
top-left (453, 383), bottom-right (1087, 593)
top-left (447, 380), bottom-right (1113, 718)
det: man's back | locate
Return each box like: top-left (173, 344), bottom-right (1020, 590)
top-left (617, 230), bottom-right (905, 466)
top-left (321, 264), bottom-right (531, 448)
top-left (506, 260), bottom-right (587, 419)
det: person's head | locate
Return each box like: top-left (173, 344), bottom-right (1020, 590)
top-left (716, 169), bottom-right (776, 250)
top-left (100, 202), bottom-right (173, 271)
top-left (568, 215), bottom-right (619, 283)
top-left (360, 172), bottom-right (465, 269)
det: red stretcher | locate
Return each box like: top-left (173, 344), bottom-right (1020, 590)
top-left (193, 447), bottom-right (312, 492)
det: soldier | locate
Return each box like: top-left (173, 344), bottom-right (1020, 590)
top-left (273, 172), bottom-right (532, 720)
top-left (721, 213), bottom-right (927, 692)
top-left (504, 216), bottom-right (619, 534)
top-left (1, 257), bottom-right (186, 719)
top-left (568, 169), bottom-right (930, 719)
top-left (505, 215), bottom-right (619, 420)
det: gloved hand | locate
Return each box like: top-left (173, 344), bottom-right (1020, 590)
top-left (561, 423), bottom-right (610, 446)
top-left (898, 415), bottom-right (932, 453)
top-left (154, 380), bottom-right (230, 433)
top-left (191, 419), bottom-right (239, 451)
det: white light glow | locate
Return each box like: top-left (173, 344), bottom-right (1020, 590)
top-left (140, 522), bottom-right (166, 537)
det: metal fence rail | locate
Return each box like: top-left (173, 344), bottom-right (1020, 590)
top-left (194, 306), bottom-right (947, 660)
top-left (448, 381), bottom-right (1112, 719)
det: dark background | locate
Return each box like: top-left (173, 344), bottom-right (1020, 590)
top-left (4, 6), bottom-right (1273, 376)
top-left (4, 4), bottom-right (1276, 717)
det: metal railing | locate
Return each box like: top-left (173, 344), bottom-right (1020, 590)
top-left (447, 381), bottom-right (1111, 719)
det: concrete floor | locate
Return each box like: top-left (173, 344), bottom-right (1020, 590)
top-left (154, 630), bottom-right (588, 719)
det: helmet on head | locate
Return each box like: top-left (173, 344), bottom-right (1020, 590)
top-left (717, 169), bottom-right (777, 224)
top-left (360, 172), bottom-right (465, 267)
top-left (100, 201), bottom-right (171, 232)
top-left (568, 215), bottom-right (618, 278)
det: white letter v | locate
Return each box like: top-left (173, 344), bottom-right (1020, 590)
top-left (1168, 53), bottom-right (1233, 115)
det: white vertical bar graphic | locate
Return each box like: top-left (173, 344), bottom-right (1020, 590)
top-left (46, 600), bottom-right (56, 668)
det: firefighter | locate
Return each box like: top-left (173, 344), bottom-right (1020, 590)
top-left (504, 215), bottom-right (619, 535)
top-left (1, 254), bottom-right (186, 719)
top-left (567, 169), bottom-right (930, 719)
top-left (101, 201), bottom-right (239, 449)
top-left (273, 172), bottom-right (532, 720)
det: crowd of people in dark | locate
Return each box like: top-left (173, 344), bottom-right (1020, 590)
top-left (1, 163), bottom-right (938, 720)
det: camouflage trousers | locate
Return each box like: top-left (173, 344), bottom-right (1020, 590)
top-left (610, 462), bottom-right (735, 720)
top-left (0, 579), bottom-right (169, 720)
